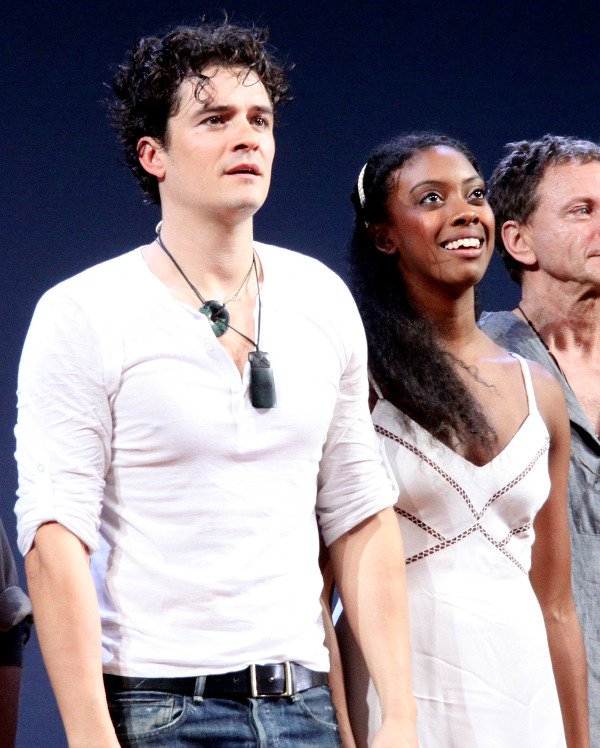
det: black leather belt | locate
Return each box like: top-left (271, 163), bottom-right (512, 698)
top-left (104, 662), bottom-right (328, 699)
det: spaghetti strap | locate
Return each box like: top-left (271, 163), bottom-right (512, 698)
top-left (368, 370), bottom-right (384, 400)
top-left (510, 353), bottom-right (539, 418)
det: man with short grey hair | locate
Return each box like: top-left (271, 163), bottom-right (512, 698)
top-left (480, 134), bottom-right (600, 744)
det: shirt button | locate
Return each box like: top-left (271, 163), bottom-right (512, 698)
top-left (37, 464), bottom-right (45, 472)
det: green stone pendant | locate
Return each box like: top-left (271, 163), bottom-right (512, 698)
top-left (200, 300), bottom-right (230, 338)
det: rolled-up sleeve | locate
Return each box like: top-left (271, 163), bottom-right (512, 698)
top-left (316, 294), bottom-right (397, 547)
top-left (14, 290), bottom-right (112, 556)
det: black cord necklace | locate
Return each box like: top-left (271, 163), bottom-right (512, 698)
top-left (155, 231), bottom-right (276, 408)
top-left (156, 231), bottom-right (253, 339)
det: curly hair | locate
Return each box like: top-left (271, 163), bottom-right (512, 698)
top-left (109, 21), bottom-right (291, 204)
top-left (488, 134), bottom-right (600, 284)
top-left (350, 132), bottom-right (496, 453)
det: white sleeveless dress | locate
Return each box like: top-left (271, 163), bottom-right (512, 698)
top-left (338, 354), bottom-right (566, 747)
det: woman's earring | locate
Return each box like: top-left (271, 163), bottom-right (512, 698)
top-left (376, 237), bottom-right (397, 255)
top-left (370, 226), bottom-right (397, 255)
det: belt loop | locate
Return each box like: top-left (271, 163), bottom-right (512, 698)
top-left (193, 675), bottom-right (207, 698)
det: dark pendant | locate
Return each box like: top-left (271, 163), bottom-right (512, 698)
top-left (200, 300), bottom-right (230, 338)
top-left (248, 350), bottom-right (277, 408)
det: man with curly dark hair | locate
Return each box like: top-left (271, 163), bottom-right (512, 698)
top-left (14, 21), bottom-right (417, 747)
top-left (480, 134), bottom-right (600, 745)
top-left (109, 23), bottom-right (291, 205)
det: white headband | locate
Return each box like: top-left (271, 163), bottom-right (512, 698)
top-left (357, 163), bottom-right (368, 209)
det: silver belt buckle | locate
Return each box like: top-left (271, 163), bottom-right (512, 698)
top-left (249, 661), bottom-right (293, 697)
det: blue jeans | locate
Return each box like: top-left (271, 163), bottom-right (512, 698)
top-left (107, 685), bottom-right (341, 746)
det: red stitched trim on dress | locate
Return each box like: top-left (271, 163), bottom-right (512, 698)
top-left (479, 526), bottom-right (527, 573)
top-left (394, 507), bottom-right (446, 541)
top-left (498, 522), bottom-right (532, 547)
top-left (476, 438), bottom-right (550, 518)
top-left (378, 425), bottom-right (548, 573)
top-left (376, 425), bottom-right (478, 516)
top-left (404, 524), bottom-right (478, 565)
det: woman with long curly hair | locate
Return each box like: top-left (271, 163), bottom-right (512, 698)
top-left (337, 133), bottom-right (589, 747)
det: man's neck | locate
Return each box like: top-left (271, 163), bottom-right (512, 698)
top-left (518, 279), bottom-right (600, 357)
top-left (518, 277), bottom-right (600, 435)
top-left (156, 206), bottom-right (257, 295)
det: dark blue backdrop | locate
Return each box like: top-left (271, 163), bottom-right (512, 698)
top-left (2, 1), bottom-right (599, 744)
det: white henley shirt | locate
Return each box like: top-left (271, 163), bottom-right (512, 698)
top-left (15, 242), bottom-right (395, 676)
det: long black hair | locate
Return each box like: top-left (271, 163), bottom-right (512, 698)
top-left (350, 132), bottom-right (495, 452)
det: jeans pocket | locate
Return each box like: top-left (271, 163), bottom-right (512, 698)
top-left (107, 691), bottom-right (187, 745)
top-left (294, 685), bottom-right (339, 730)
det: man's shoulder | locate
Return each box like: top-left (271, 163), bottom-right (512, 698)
top-left (255, 241), bottom-right (350, 296)
top-left (479, 310), bottom-right (525, 336)
top-left (480, 310), bottom-right (558, 375)
top-left (480, 313), bottom-right (600, 441)
top-left (479, 310), bottom-right (539, 351)
top-left (256, 241), bottom-right (337, 273)
top-left (256, 242), bottom-right (362, 343)
top-left (51, 249), bottom-right (139, 294)
top-left (40, 249), bottom-right (143, 310)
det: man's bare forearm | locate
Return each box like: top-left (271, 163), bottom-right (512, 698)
top-left (320, 581), bottom-right (357, 748)
top-left (25, 523), bottom-right (119, 748)
top-left (330, 508), bottom-right (417, 746)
